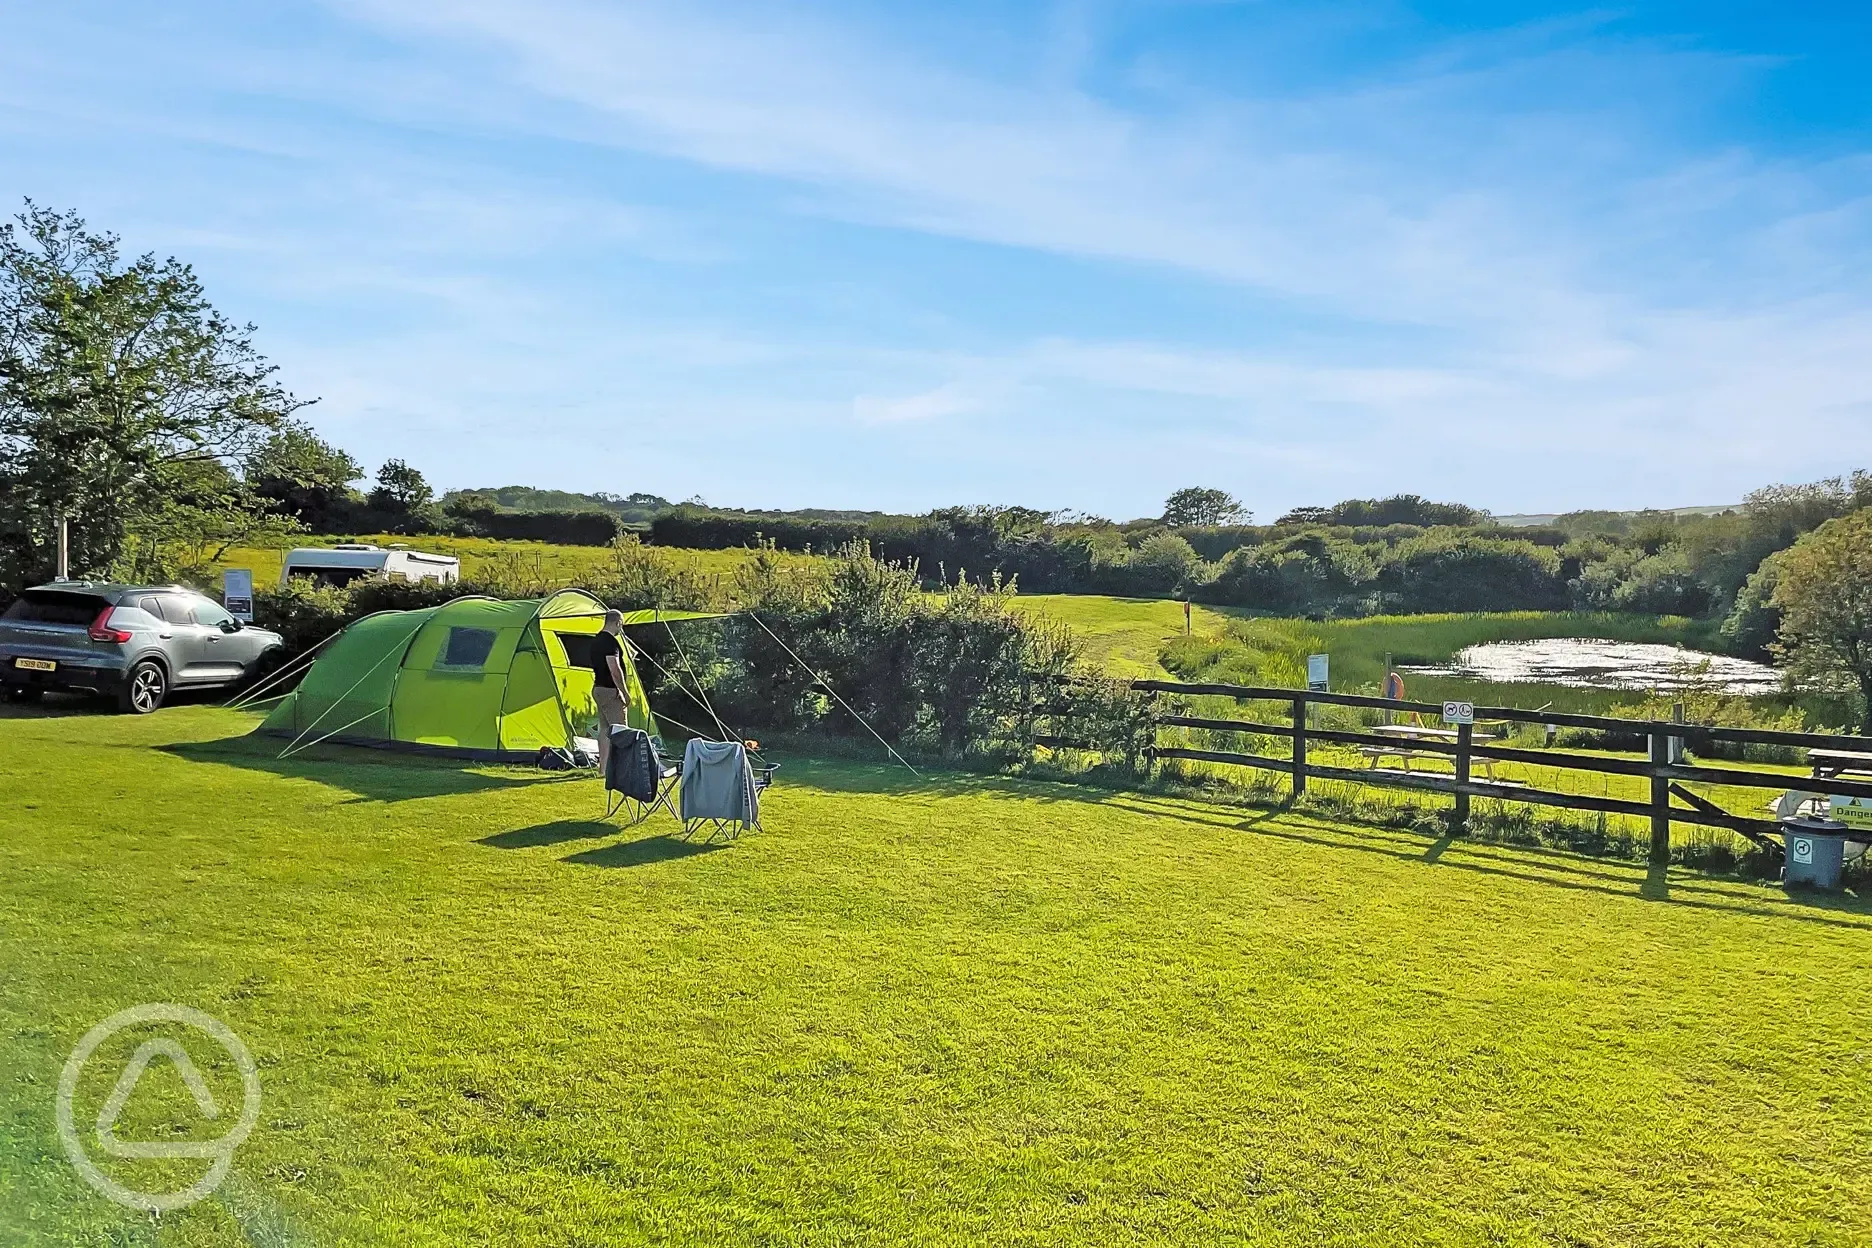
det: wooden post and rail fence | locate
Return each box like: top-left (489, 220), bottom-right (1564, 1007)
top-left (1111, 680), bottom-right (1872, 863)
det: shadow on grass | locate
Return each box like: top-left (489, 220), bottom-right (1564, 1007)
top-left (0, 692), bottom-right (105, 720)
top-left (1097, 791), bottom-right (1872, 932)
top-left (562, 835), bottom-right (724, 868)
top-left (160, 734), bottom-right (578, 804)
top-left (511, 750), bottom-right (1872, 921)
top-left (480, 820), bottom-right (617, 849)
top-left (1, 687), bottom-right (228, 719)
top-left (779, 755), bottom-right (1133, 808)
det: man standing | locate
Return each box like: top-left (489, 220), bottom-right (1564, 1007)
top-left (590, 610), bottom-right (630, 773)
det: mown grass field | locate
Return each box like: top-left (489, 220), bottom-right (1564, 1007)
top-left (211, 535), bottom-right (817, 589)
top-left (3, 704), bottom-right (1870, 1246)
top-left (1009, 595), bottom-right (1246, 676)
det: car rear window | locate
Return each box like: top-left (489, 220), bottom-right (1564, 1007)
top-left (155, 596), bottom-right (199, 625)
top-left (2, 592), bottom-right (108, 626)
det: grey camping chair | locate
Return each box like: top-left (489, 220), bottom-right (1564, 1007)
top-left (677, 738), bottom-right (776, 842)
top-left (603, 727), bottom-right (681, 827)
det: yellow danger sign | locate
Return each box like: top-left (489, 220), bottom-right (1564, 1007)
top-left (1830, 795), bottom-right (1872, 831)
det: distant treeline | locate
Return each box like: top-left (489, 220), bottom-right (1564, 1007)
top-left (105, 411), bottom-right (1868, 656)
top-left (640, 479), bottom-right (1872, 656)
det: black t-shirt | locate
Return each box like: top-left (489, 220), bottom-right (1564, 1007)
top-left (590, 631), bottom-right (623, 689)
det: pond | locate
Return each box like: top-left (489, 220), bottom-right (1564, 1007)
top-left (1400, 638), bottom-right (1782, 695)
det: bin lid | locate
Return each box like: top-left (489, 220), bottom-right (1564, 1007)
top-left (1779, 815), bottom-right (1849, 834)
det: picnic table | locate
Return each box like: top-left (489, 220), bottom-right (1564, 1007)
top-left (1360, 723), bottom-right (1505, 781)
top-left (1809, 748), bottom-right (1872, 781)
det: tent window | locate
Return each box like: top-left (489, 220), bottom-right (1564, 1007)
top-left (555, 633), bottom-right (597, 668)
top-left (440, 627), bottom-right (498, 669)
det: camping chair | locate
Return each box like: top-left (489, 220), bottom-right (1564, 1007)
top-left (603, 728), bottom-right (681, 827)
top-left (678, 738), bottom-right (774, 842)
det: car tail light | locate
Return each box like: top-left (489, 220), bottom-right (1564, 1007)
top-left (88, 607), bottom-right (132, 644)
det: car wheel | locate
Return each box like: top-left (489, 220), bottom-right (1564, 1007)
top-left (2, 685), bottom-right (42, 703)
top-left (119, 661), bottom-right (167, 714)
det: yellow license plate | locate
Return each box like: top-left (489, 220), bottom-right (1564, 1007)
top-left (13, 658), bottom-right (57, 672)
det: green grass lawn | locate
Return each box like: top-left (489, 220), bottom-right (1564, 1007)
top-left (3, 705), bottom-right (1870, 1245)
top-left (1010, 595), bottom-right (1245, 677)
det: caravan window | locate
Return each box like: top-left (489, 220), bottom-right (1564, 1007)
top-left (440, 627), bottom-right (498, 669)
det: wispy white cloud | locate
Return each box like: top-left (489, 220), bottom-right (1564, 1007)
top-left (853, 380), bottom-right (991, 425)
top-left (3, 0), bottom-right (1868, 514)
top-left (327, 2), bottom-right (1872, 379)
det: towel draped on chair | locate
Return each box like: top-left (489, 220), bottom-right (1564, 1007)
top-left (679, 738), bottom-right (758, 825)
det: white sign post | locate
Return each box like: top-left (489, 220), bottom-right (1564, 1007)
top-left (1306, 653), bottom-right (1329, 692)
top-left (1442, 700), bottom-right (1475, 726)
top-left (222, 569), bottom-right (254, 623)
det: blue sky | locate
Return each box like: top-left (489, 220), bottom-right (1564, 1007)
top-left (3, 2), bottom-right (1870, 519)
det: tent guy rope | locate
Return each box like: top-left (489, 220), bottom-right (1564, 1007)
top-left (745, 610), bottom-right (922, 779)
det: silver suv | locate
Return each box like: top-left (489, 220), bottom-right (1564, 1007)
top-left (0, 582), bottom-right (285, 714)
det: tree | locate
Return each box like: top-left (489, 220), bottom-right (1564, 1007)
top-left (1126, 532), bottom-right (1203, 592)
top-left (1162, 487), bottom-right (1248, 528)
top-left (442, 489), bottom-right (500, 517)
top-left (1722, 553), bottom-right (1783, 660)
top-left (244, 422), bottom-right (362, 529)
top-left (1325, 495), bottom-right (1482, 527)
top-left (1772, 509), bottom-right (1872, 730)
top-left (369, 458), bottom-right (432, 513)
top-left (0, 201), bottom-right (307, 584)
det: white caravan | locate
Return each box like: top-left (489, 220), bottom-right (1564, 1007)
top-left (279, 544), bottom-right (461, 589)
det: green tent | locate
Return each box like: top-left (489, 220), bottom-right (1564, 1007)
top-left (259, 590), bottom-right (685, 760)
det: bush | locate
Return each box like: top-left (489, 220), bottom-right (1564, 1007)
top-left (1607, 549), bottom-right (1711, 616)
top-left (1723, 556), bottom-right (1782, 660)
top-left (252, 579), bottom-right (353, 656)
top-left (1202, 532), bottom-right (1377, 612)
top-left (1377, 534), bottom-right (1567, 612)
top-left (1113, 533), bottom-right (1202, 595)
top-left (649, 506), bottom-right (868, 555)
top-left (447, 505), bottom-right (622, 546)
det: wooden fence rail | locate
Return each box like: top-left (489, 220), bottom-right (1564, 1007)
top-left (1131, 679), bottom-right (1872, 863)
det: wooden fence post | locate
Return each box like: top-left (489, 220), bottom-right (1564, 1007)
top-left (1649, 731), bottom-right (1671, 864)
top-left (1453, 721), bottom-right (1473, 831)
top-left (1291, 695), bottom-right (1308, 797)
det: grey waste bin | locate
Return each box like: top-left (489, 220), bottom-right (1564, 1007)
top-left (1782, 818), bottom-right (1848, 891)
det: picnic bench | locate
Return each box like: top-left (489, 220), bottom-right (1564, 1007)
top-left (1809, 748), bottom-right (1872, 781)
top-left (1359, 723), bottom-right (1510, 782)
